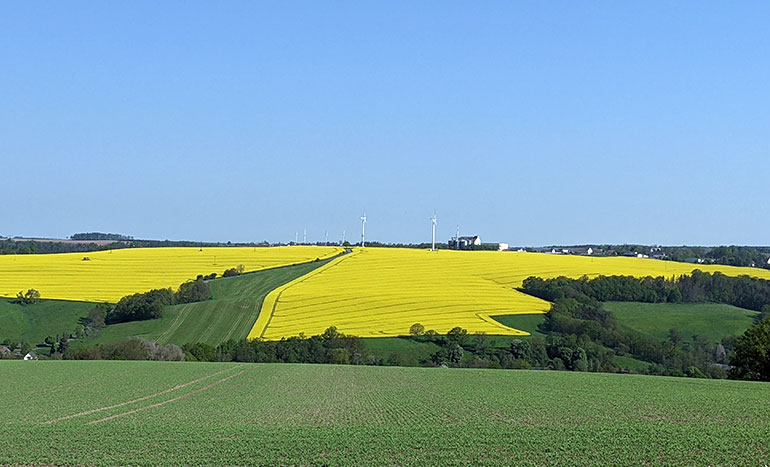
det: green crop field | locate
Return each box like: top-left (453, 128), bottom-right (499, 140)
top-left (2, 361), bottom-right (769, 464)
top-left (0, 298), bottom-right (95, 344)
top-left (75, 260), bottom-right (330, 348)
top-left (605, 302), bottom-right (758, 343)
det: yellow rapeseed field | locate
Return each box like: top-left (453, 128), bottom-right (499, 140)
top-left (0, 246), bottom-right (342, 302)
top-left (249, 247), bottom-right (770, 340)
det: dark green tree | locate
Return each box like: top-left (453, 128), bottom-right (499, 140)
top-left (447, 327), bottom-right (468, 347)
top-left (668, 328), bottom-right (683, 346)
top-left (409, 323), bottom-right (425, 337)
top-left (729, 318), bottom-right (770, 381)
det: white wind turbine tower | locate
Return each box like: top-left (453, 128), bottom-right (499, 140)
top-left (430, 211), bottom-right (437, 251)
top-left (455, 225), bottom-right (460, 250)
top-left (303, 228), bottom-right (307, 244)
top-left (341, 230), bottom-right (346, 246)
top-left (360, 213), bottom-right (367, 247)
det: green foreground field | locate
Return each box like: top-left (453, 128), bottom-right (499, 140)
top-left (76, 260), bottom-right (331, 348)
top-left (1, 361), bottom-right (769, 464)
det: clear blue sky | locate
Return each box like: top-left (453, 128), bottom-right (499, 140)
top-left (2, 2), bottom-right (768, 246)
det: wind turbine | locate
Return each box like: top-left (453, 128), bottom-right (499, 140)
top-left (303, 228), bottom-right (307, 244)
top-left (456, 225), bottom-right (460, 250)
top-left (360, 213), bottom-right (367, 247)
top-left (341, 230), bottom-right (346, 246)
top-left (295, 231), bottom-right (298, 244)
top-left (324, 230), bottom-right (328, 246)
top-left (430, 211), bottom-right (437, 251)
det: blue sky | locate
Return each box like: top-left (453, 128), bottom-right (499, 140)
top-left (2, 2), bottom-right (768, 245)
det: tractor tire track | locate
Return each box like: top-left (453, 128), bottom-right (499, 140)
top-left (43, 365), bottom-right (243, 424)
top-left (87, 367), bottom-right (253, 425)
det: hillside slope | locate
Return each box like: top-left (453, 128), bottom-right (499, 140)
top-left (0, 298), bottom-right (94, 344)
top-left (606, 301), bottom-right (759, 343)
top-left (76, 260), bottom-right (333, 347)
top-left (257, 247), bottom-right (770, 339)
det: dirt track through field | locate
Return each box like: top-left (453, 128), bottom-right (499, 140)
top-left (42, 365), bottom-right (243, 424)
top-left (87, 367), bottom-right (252, 425)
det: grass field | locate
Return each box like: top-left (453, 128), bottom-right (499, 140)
top-left (250, 247), bottom-right (770, 340)
top-left (491, 313), bottom-right (548, 338)
top-left (362, 337), bottom-right (442, 365)
top-left (1, 360), bottom-right (769, 464)
top-left (0, 246), bottom-right (342, 302)
top-left (493, 302), bottom-right (758, 346)
top-left (606, 301), bottom-right (759, 343)
top-left (0, 298), bottom-right (94, 344)
top-left (76, 260), bottom-right (333, 348)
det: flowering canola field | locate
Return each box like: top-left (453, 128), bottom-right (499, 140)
top-left (249, 247), bottom-right (770, 339)
top-left (0, 246), bottom-right (342, 302)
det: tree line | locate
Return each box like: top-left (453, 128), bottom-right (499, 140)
top-left (106, 277), bottom-right (213, 324)
top-left (0, 239), bottom-right (130, 255)
top-left (70, 232), bottom-right (134, 241)
top-left (521, 271), bottom-right (770, 312)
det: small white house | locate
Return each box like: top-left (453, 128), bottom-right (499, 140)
top-left (498, 243), bottom-right (509, 251)
top-left (23, 352), bottom-right (38, 361)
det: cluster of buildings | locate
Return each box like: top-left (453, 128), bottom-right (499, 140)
top-left (528, 246), bottom-right (669, 259)
top-left (448, 235), bottom-right (509, 251)
top-left (0, 346), bottom-right (37, 360)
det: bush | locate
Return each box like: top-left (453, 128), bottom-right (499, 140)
top-left (182, 342), bottom-right (217, 362)
top-left (175, 277), bottom-right (211, 304)
top-left (222, 265), bottom-right (245, 277)
top-left (14, 289), bottom-right (40, 305)
top-left (87, 304), bottom-right (108, 329)
top-left (327, 348), bottom-right (351, 364)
